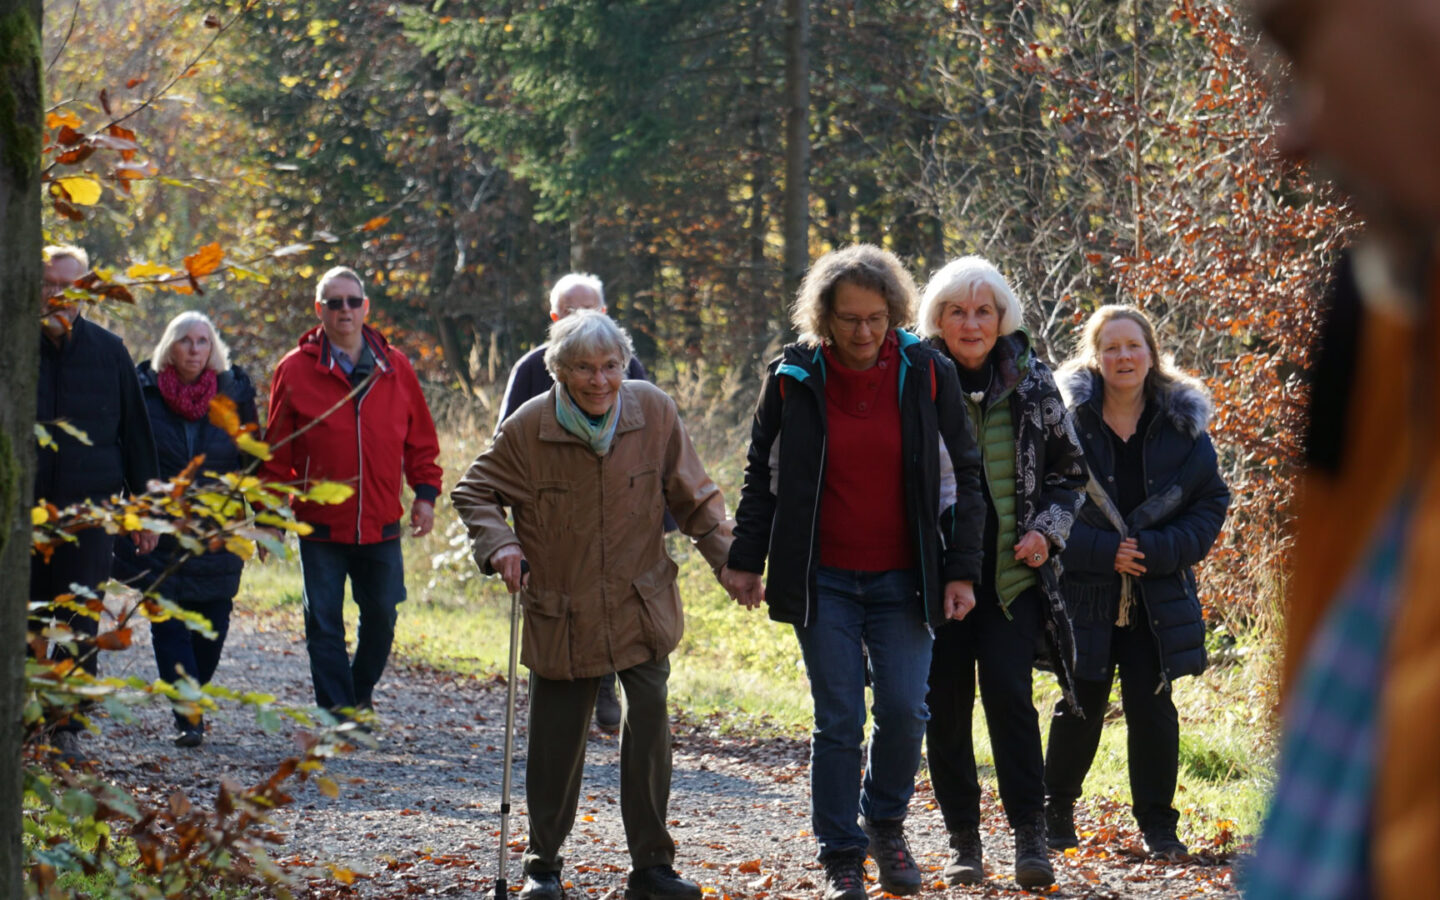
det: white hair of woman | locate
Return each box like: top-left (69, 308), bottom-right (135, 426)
top-left (917, 255), bottom-right (1026, 338)
top-left (151, 310), bottom-right (232, 373)
top-left (543, 309), bottom-right (634, 376)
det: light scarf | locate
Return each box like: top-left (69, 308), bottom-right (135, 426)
top-left (554, 385), bottom-right (621, 456)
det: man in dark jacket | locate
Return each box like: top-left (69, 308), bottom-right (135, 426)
top-left (260, 266), bottom-right (443, 716)
top-left (32, 244), bottom-right (160, 757)
top-left (496, 272), bottom-right (648, 734)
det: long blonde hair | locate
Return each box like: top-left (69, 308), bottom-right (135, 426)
top-left (151, 310), bottom-right (231, 374)
top-left (1059, 304), bottom-right (1206, 399)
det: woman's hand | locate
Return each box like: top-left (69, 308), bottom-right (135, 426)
top-left (1114, 537), bottom-right (1146, 576)
top-left (944, 580), bottom-right (976, 620)
top-left (1014, 530), bottom-right (1050, 567)
top-left (489, 543), bottom-right (530, 593)
top-left (720, 565), bottom-right (765, 610)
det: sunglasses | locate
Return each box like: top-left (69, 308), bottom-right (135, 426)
top-left (322, 295), bottom-right (365, 310)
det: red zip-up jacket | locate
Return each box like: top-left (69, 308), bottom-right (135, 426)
top-left (261, 324), bottom-right (442, 544)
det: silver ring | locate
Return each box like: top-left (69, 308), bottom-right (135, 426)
top-left (1032, 553), bottom-right (1042, 562)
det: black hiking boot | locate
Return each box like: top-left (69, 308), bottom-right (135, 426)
top-left (860, 817), bottom-right (922, 895)
top-left (595, 674), bottom-right (622, 734)
top-left (520, 872), bottom-right (564, 900)
top-left (1142, 829), bottom-right (1189, 861)
top-left (818, 850), bottom-right (867, 900)
top-left (625, 865), bottom-right (702, 900)
top-left (943, 827), bottom-right (984, 886)
top-left (1013, 812), bottom-right (1055, 889)
top-left (1045, 799), bottom-right (1078, 850)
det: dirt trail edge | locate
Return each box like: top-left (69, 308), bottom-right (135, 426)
top-left (82, 605), bottom-right (1240, 899)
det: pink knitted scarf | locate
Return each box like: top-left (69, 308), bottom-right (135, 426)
top-left (157, 366), bottom-right (218, 421)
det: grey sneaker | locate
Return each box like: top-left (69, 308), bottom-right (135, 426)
top-left (595, 674), bottom-right (621, 734)
top-left (861, 817), bottom-right (922, 895)
top-left (1013, 812), bottom-right (1055, 888)
top-left (943, 827), bottom-right (984, 886)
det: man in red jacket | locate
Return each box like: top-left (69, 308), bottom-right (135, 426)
top-left (261, 266), bottom-right (442, 715)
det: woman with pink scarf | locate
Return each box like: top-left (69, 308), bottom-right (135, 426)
top-left (113, 311), bottom-right (258, 748)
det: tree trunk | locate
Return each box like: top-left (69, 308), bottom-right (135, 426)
top-left (782, 0), bottom-right (809, 315)
top-left (0, 0), bottom-right (43, 891)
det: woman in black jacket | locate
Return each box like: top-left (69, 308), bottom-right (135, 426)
top-left (916, 256), bottom-right (1087, 889)
top-left (721, 245), bottom-right (985, 900)
top-left (1042, 305), bottom-right (1230, 859)
top-left (113, 311), bottom-right (258, 748)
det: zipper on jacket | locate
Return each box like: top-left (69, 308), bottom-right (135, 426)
top-left (1138, 409), bottom-right (1170, 694)
top-left (354, 385), bottom-right (369, 543)
top-left (803, 435), bottom-right (826, 628)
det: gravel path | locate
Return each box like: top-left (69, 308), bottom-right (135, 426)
top-left (79, 603), bottom-right (1241, 899)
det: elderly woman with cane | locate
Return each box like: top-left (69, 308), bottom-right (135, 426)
top-left (914, 256), bottom-right (1087, 889)
top-left (452, 310), bottom-right (734, 900)
top-left (722, 244), bottom-right (985, 900)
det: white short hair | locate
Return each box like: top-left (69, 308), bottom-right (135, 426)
top-left (151, 310), bottom-right (231, 373)
top-left (43, 244), bottom-right (90, 270)
top-left (549, 272), bottom-right (606, 315)
top-left (917, 256), bottom-right (1025, 338)
top-left (315, 266), bottom-right (365, 304)
top-left (544, 309), bottom-right (634, 376)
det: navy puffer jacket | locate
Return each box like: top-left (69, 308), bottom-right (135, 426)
top-left (1058, 367), bottom-right (1230, 687)
top-left (112, 362), bottom-right (259, 605)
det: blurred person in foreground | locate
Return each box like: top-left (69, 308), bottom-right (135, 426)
top-left (497, 272), bottom-right (651, 734)
top-left (915, 256), bottom-right (1087, 889)
top-left (721, 245), bottom-right (985, 900)
top-left (1043, 305), bottom-right (1228, 861)
top-left (33, 244), bottom-right (159, 760)
top-left (260, 266), bottom-right (442, 718)
top-left (1247, 0), bottom-right (1440, 896)
top-left (112, 311), bottom-right (258, 748)
top-left (452, 310), bottom-right (734, 900)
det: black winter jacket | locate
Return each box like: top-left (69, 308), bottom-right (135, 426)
top-left (727, 330), bottom-right (986, 628)
top-left (112, 362), bottom-right (259, 606)
top-left (35, 316), bottom-right (158, 507)
top-left (1058, 368), bottom-right (1230, 686)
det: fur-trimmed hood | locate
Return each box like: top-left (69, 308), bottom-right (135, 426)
top-left (1056, 366), bottom-right (1213, 438)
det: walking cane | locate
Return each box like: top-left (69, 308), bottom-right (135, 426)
top-left (493, 559), bottom-right (528, 900)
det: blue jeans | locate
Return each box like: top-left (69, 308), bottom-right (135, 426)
top-left (794, 567), bottom-right (933, 858)
top-left (299, 538), bottom-right (406, 712)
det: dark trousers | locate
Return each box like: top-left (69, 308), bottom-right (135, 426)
top-left (1043, 619), bottom-right (1180, 834)
top-left (152, 598), bottom-right (233, 727)
top-left (926, 585), bottom-right (1046, 830)
top-left (29, 528), bottom-right (114, 678)
top-left (299, 537), bottom-right (405, 711)
top-left (523, 658), bottom-right (675, 875)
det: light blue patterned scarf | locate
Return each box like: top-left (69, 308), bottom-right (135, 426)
top-left (554, 385), bottom-right (621, 456)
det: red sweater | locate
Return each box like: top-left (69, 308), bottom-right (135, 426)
top-left (818, 334), bottom-right (915, 571)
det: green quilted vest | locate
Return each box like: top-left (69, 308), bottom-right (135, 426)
top-left (963, 387), bottom-right (1037, 614)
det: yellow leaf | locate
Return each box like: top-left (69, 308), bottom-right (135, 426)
top-left (47, 110), bottom-right (83, 130)
top-left (54, 420), bottom-right (93, 446)
top-left (33, 424), bottom-right (56, 451)
top-left (225, 536), bottom-right (256, 560)
top-left (235, 432), bottom-right (272, 461)
top-left (302, 482), bottom-right (354, 505)
top-left (122, 513), bottom-right (143, 532)
top-left (31, 506), bottom-right (49, 526)
top-left (55, 176), bottom-right (102, 206)
top-left (126, 262), bottom-right (180, 280)
top-left (317, 776), bottom-right (340, 798)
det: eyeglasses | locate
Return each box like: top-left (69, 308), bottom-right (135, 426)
top-left (322, 295), bottom-right (365, 310)
top-left (832, 313), bottom-right (890, 334)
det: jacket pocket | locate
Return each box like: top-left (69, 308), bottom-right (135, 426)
top-left (626, 464), bottom-right (663, 521)
top-left (633, 555), bottom-right (682, 652)
top-left (521, 587), bottom-right (572, 680)
top-left (533, 480), bottom-right (572, 534)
